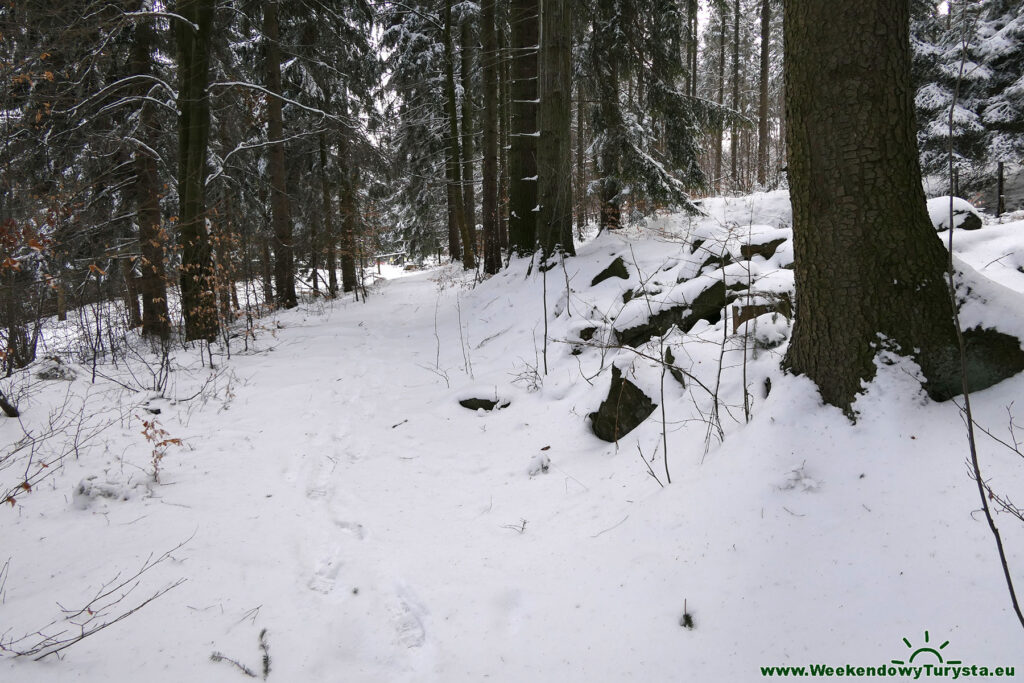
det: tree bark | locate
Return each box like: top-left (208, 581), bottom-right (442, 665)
top-left (338, 124), bottom-right (358, 293)
top-left (130, 4), bottom-right (170, 339)
top-left (460, 12), bottom-right (477, 236)
top-left (481, 0), bottom-right (501, 274)
top-left (731, 0), bottom-right (740, 184)
top-left (575, 77), bottom-right (586, 235)
top-left (782, 0), bottom-right (1015, 410)
top-left (319, 133), bottom-right (337, 298)
top-left (176, 0), bottom-right (217, 341)
top-left (715, 6), bottom-right (726, 193)
top-left (757, 0), bottom-right (771, 186)
top-left (498, 23), bottom-right (510, 250)
top-left (444, 0), bottom-right (476, 269)
top-left (508, 0), bottom-right (539, 255)
top-left (537, 0), bottom-right (574, 258)
top-left (264, 0), bottom-right (297, 308)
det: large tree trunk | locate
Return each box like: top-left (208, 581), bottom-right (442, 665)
top-left (130, 5), bottom-right (170, 339)
top-left (575, 78), bottom-right (586, 235)
top-left (730, 0), bottom-right (740, 184)
top-left (444, 0), bottom-right (476, 269)
top-left (264, 0), bottom-right (297, 308)
top-left (714, 8), bottom-right (726, 193)
top-left (757, 0), bottom-right (771, 186)
top-left (498, 23), bottom-right (510, 251)
top-left (319, 133), bottom-right (338, 298)
top-left (782, 0), bottom-right (1021, 410)
top-left (481, 0), bottom-right (501, 274)
top-left (537, 0), bottom-right (574, 258)
top-left (460, 13), bottom-right (477, 237)
top-left (597, 55), bottom-right (621, 231)
top-left (689, 0), bottom-right (699, 98)
top-left (176, 0), bottom-right (217, 342)
top-left (508, 0), bottom-right (539, 255)
top-left (338, 126), bottom-right (358, 293)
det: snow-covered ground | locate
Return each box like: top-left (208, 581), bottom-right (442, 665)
top-left (2, 192), bottom-right (1023, 681)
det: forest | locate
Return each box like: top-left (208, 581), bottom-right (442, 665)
top-left (1, 0), bottom-right (1023, 681)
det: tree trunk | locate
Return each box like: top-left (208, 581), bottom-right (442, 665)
top-left (338, 125), bottom-right (358, 293)
top-left (731, 0), bottom-right (740, 184)
top-left (176, 0), bottom-right (217, 341)
top-left (575, 78), bottom-right (586, 235)
top-left (481, 0), bottom-right (501, 274)
top-left (131, 4), bottom-right (170, 339)
top-left (689, 0), bottom-right (699, 98)
top-left (123, 259), bottom-right (142, 328)
top-left (715, 7), bottom-right (726, 193)
top-left (498, 23), bottom-right (510, 250)
top-left (264, 0), bottom-right (297, 308)
top-left (537, 0), bottom-right (574, 258)
top-left (508, 0), bottom-right (539, 255)
top-left (460, 12), bottom-right (477, 236)
top-left (782, 0), bottom-right (1020, 410)
top-left (597, 55), bottom-right (621, 231)
top-left (757, 0), bottom-right (771, 186)
top-left (319, 133), bottom-right (338, 298)
top-left (444, 0), bottom-right (476, 269)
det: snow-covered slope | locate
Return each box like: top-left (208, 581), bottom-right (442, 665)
top-left (2, 192), bottom-right (1022, 681)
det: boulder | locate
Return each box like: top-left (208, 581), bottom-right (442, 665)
top-left (927, 196), bottom-right (983, 231)
top-left (459, 397), bottom-right (510, 411)
top-left (589, 366), bottom-right (657, 442)
top-left (616, 280), bottom-right (737, 348)
top-left (591, 257), bottom-right (630, 287)
top-left (740, 237), bottom-right (787, 260)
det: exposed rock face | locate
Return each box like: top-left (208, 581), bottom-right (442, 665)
top-left (459, 397), bottom-right (510, 411)
top-left (591, 257), bottom-right (629, 287)
top-left (589, 366), bottom-right (657, 442)
top-left (616, 280), bottom-right (737, 348)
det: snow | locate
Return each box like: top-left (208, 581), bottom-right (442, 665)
top-left (2, 192), bottom-right (1024, 681)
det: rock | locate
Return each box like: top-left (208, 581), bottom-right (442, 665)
top-left (740, 237), bottom-right (787, 260)
top-left (927, 196), bottom-right (983, 231)
top-left (591, 257), bottom-right (630, 287)
top-left (35, 357), bottom-right (76, 381)
top-left (589, 366), bottom-right (657, 442)
top-left (616, 280), bottom-right (737, 348)
top-left (458, 397), bottom-right (510, 411)
top-left (663, 347), bottom-right (686, 387)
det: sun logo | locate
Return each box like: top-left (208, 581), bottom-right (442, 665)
top-left (891, 631), bottom-right (962, 666)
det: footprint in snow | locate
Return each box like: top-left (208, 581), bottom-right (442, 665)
top-left (306, 456), bottom-right (336, 498)
top-left (309, 548), bottom-right (342, 594)
top-left (388, 586), bottom-right (427, 648)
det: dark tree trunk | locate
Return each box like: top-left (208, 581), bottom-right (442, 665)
top-left (597, 54), bottom-right (621, 231)
top-left (498, 23), bottom-right (510, 250)
top-left (131, 5), bottom-right (170, 339)
top-left (757, 0), bottom-right (771, 186)
top-left (537, 0), bottom-right (574, 258)
top-left (460, 12), bottom-right (477, 236)
top-left (264, 0), bottom-right (296, 308)
top-left (689, 0), bottom-right (699, 98)
top-left (338, 127), bottom-right (358, 293)
top-left (319, 133), bottom-right (338, 298)
top-left (123, 260), bottom-right (142, 328)
top-left (176, 0), bottom-right (217, 341)
top-left (575, 78), bottom-right (586, 235)
top-left (481, 0), bottom-right (501, 274)
top-left (715, 7), bottom-right (726, 193)
top-left (731, 0), bottom-right (740, 184)
top-left (260, 235), bottom-right (274, 303)
top-left (782, 0), bottom-right (1019, 410)
top-left (508, 0), bottom-right (539, 255)
top-left (444, 0), bottom-right (476, 269)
